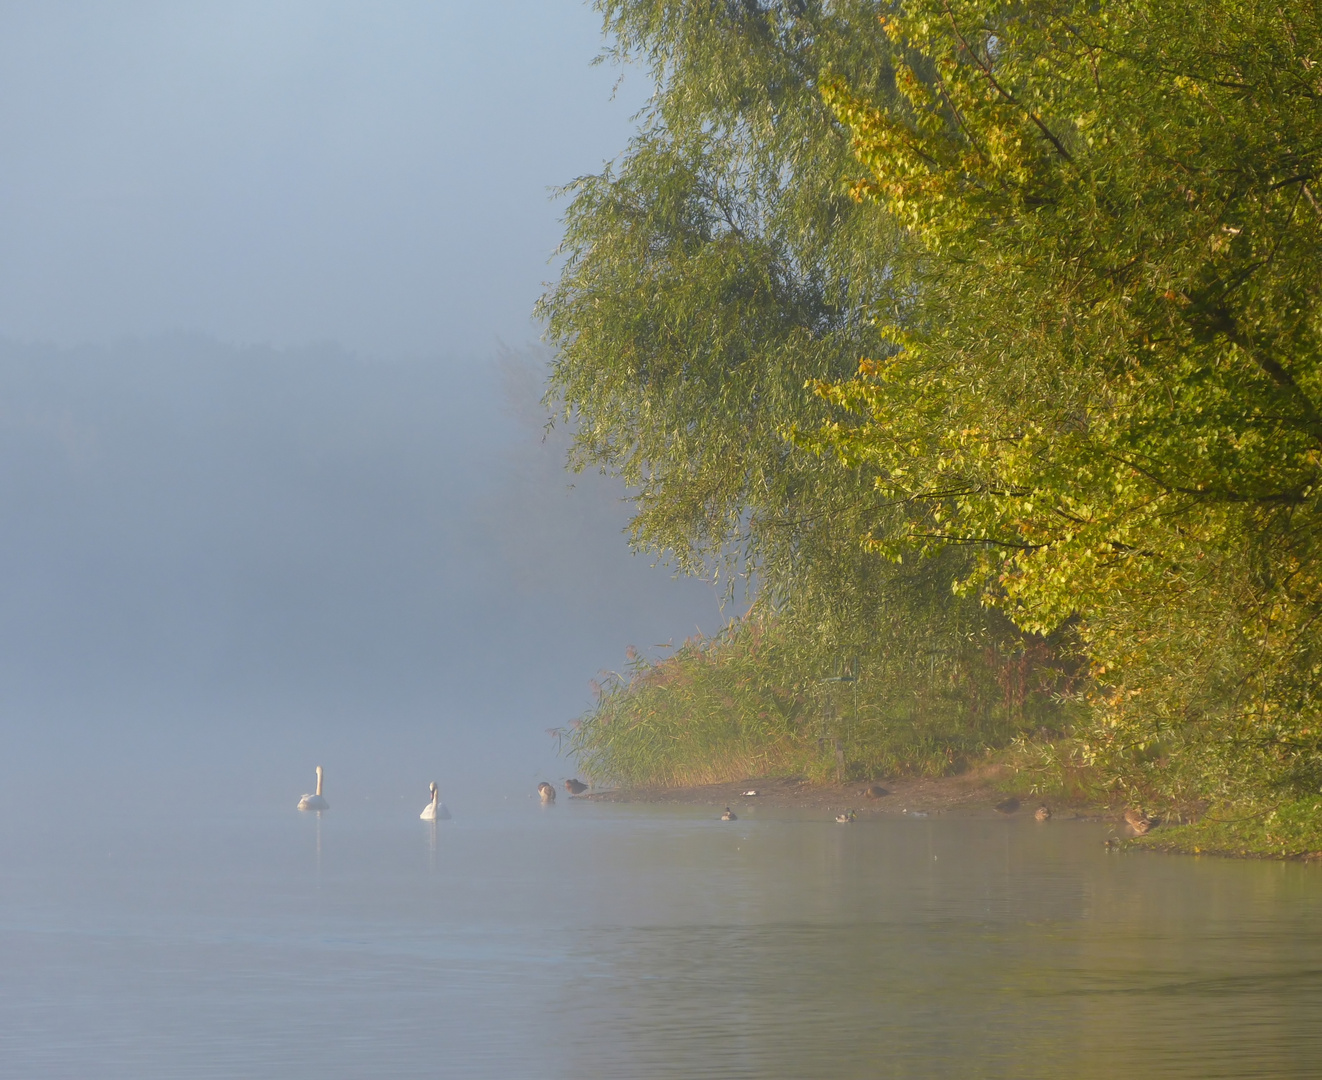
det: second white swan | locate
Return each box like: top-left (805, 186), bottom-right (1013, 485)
top-left (297, 765), bottom-right (329, 811)
top-left (420, 781), bottom-right (451, 821)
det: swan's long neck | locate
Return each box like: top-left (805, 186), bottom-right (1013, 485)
top-left (430, 783), bottom-right (439, 807)
top-left (315, 766), bottom-right (323, 797)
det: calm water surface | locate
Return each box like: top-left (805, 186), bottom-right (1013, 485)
top-left (1, 797), bottom-right (1320, 1078)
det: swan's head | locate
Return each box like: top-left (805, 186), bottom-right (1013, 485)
top-left (430, 781), bottom-right (439, 795)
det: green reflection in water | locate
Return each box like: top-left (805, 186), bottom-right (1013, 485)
top-left (540, 807), bottom-right (1322, 1080)
top-left (0, 802), bottom-right (1318, 1079)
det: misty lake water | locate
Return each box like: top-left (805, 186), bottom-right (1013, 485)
top-left (2, 798), bottom-right (1321, 1079)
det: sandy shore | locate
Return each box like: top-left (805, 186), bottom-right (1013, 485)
top-left (578, 771), bottom-right (1109, 821)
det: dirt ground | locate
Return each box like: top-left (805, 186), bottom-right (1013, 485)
top-left (576, 769), bottom-right (1112, 822)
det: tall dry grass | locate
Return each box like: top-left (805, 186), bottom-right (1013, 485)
top-left (562, 610), bottom-right (1080, 787)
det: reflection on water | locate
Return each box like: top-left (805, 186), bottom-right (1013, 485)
top-left (0, 800), bottom-right (1319, 1078)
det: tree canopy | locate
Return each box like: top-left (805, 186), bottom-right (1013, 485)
top-left (544, 0), bottom-right (1322, 808)
top-left (808, 0), bottom-right (1322, 797)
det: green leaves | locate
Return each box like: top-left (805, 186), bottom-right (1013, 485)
top-left (541, 1), bottom-right (1077, 781)
top-left (540, 2), bottom-right (903, 584)
top-left (814, 0), bottom-right (1322, 798)
top-left (546, 0), bottom-right (1322, 802)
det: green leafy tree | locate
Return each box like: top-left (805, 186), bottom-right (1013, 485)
top-left (540, 1), bottom-right (895, 582)
top-left (540, 1), bottom-right (1076, 784)
top-left (806, 0), bottom-right (1322, 800)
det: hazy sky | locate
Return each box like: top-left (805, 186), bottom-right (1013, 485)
top-left (0, 0), bottom-right (643, 357)
top-left (0, 3), bottom-right (730, 809)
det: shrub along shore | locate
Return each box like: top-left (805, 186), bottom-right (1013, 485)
top-left (561, 612), bottom-right (1322, 858)
top-left (545, 0), bottom-right (1322, 858)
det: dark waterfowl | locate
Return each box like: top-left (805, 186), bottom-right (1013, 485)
top-left (720, 806), bottom-right (737, 821)
top-left (564, 778), bottom-right (588, 795)
top-left (863, 784), bottom-right (889, 800)
top-left (993, 797), bottom-right (1021, 815)
top-left (537, 782), bottom-right (556, 804)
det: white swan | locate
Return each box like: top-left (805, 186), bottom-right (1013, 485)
top-left (420, 781), bottom-right (451, 821)
top-left (297, 765), bottom-right (329, 811)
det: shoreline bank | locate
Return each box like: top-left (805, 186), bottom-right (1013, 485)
top-left (579, 772), bottom-right (1111, 821)
top-left (578, 775), bottom-right (1322, 859)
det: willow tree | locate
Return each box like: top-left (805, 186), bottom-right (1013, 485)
top-left (540, 1), bottom-right (893, 581)
top-left (806, 0), bottom-right (1322, 800)
top-left (540, 1), bottom-right (1068, 775)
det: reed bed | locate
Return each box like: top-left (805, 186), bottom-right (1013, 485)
top-left (563, 611), bottom-right (1077, 787)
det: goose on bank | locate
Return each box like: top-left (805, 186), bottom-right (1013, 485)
top-left (297, 766), bottom-right (329, 811)
top-left (421, 781), bottom-right (451, 821)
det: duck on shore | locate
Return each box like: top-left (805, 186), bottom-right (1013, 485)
top-left (993, 797), bottom-right (1021, 815)
top-left (564, 778), bottom-right (588, 795)
top-left (863, 784), bottom-right (889, 800)
top-left (1124, 808), bottom-right (1154, 835)
top-left (538, 782), bottom-right (556, 804)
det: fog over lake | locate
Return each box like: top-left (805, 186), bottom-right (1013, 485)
top-left (0, 335), bottom-right (727, 812)
top-left (0, 1), bottom-right (727, 814)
